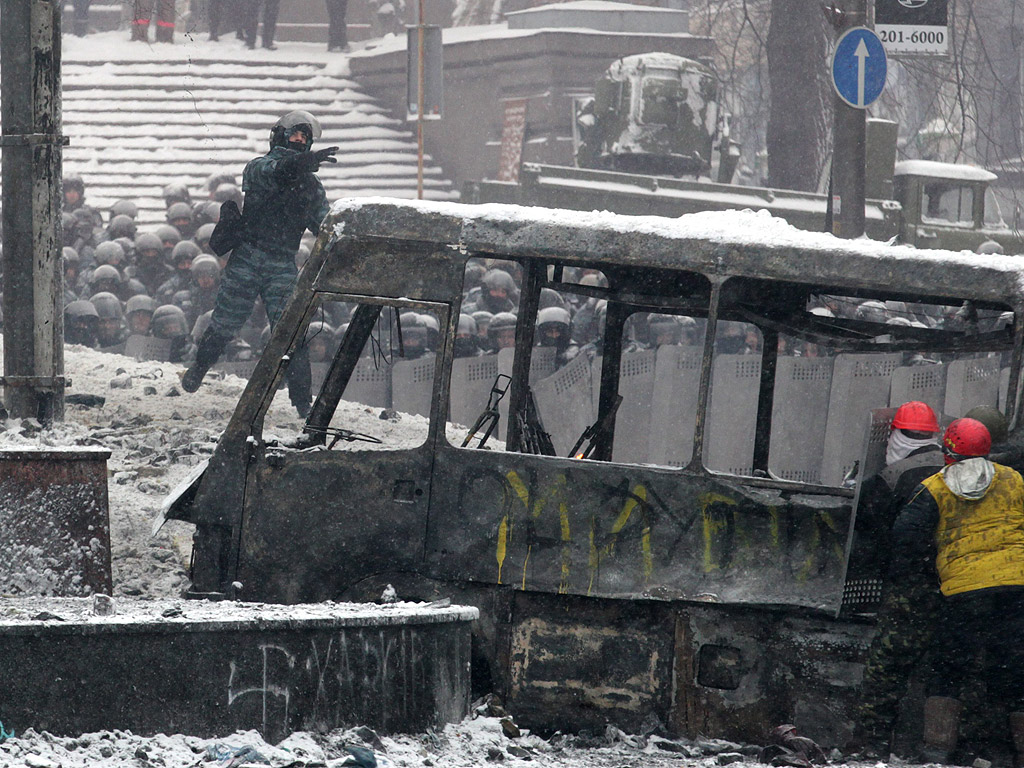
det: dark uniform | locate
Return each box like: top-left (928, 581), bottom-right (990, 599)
top-left (856, 445), bottom-right (945, 752)
top-left (182, 110), bottom-right (338, 417)
top-left (892, 418), bottom-right (1024, 763)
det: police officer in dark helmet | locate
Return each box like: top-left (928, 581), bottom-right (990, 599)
top-left (62, 247), bottom-right (82, 305)
top-left (154, 224), bottom-right (181, 261)
top-left (90, 291), bottom-right (129, 350)
top-left (535, 306), bottom-right (577, 365)
top-left (163, 182), bottom-right (192, 210)
top-left (125, 294), bottom-right (157, 336)
top-left (464, 268), bottom-right (517, 315)
top-left (62, 174), bottom-right (86, 214)
top-left (182, 110), bottom-right (339, 418)
top-left (109, 199), bottom-right (138, 222)
top-left (89, 264), bottom-right (125, 300)
top-left (157, 240), bottom-right (201, 304)
top-left (64, 300), bottom-right (100, 347)
top-left (397, 312), bottom-right (431, 359)
top-left (151, 304), bottom-right (196, 363)
top-left (131, 232), bottom-right (171, 295)
top-left (454, 314), bottom-right (481, 358)
top-left (166, 202), bottom-right (196, 241)
top-left (107, 214), bottom-right (137, 242)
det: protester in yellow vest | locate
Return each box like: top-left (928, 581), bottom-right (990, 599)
top-left (891, 417), bottom-right (1024, 765)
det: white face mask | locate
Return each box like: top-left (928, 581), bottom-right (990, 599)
top-left (885, 429), bottom-right (938, 466)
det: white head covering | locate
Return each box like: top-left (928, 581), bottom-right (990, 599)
top-left (885, 429), bottom-right (938, 466)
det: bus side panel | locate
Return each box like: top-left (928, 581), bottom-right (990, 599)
top-left (425, 446), bottom-right (853, 611)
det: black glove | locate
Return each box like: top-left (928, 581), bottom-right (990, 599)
top-left (276, 146), bottom-right (340, 178)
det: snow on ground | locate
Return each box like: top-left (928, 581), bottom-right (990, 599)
top-left (0, 341), bottom-right (307, 598)
top-left (1, 714), bottom-right (845, 768)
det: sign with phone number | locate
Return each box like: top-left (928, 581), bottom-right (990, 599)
top-left (876, 25), bottom-right (947, 54)
top-left (875, 0), bottom-right (948, 55)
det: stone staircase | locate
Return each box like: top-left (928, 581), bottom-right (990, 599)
top-left (59, 58), bottom-right (458, 226)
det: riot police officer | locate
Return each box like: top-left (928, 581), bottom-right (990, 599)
top-left (182, 110), bottom-right (338, 418)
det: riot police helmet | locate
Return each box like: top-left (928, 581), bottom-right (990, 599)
top-left (151, 304), bottom-right (189, 340)
top-left (488, 311), bottom-right (518, 350)
top-left (155, 224), bottom-right (181, 250)
top-left (536, 306), bottom-right (572, 351)
top-left (90, 265), bottom-right (123, 295)
top-left (64, 300), bottom-right (99, 346)
top-left (163, 182), bottom-right (192, 208)
top-left (539, 288), bottom-right (567, 311)
top-left (108, 214), bottom-right (136, 241)
top-left (89, 291), bottom-right (124, 321)
top-left (110, 199), bottom-right (138, 221)
top-left (213, 183), bottom-right (243, 207)
top-left (171, 240), bottom-right (201, 269)
top-left (135, 232), bottom-right (164, 260)
top-left (126, 294), bottom-right (157, 317)
top-left (166, 202), bottom-right (193, 227)
top-left (195, 223), bottom-right (217, 253)
top-left (270, 110), bottom-right (322, 151)
top-left (648, 313), bottom-right (683, 346)
top-left (94, 240), bottom-right (126, 268)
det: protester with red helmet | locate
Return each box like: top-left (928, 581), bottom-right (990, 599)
top-left (854, 402), bottom-right (945, 755)
top-left (891, 418), bottom-right (1024, 764)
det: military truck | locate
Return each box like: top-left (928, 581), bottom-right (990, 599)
top-left (163, 198), bottom-right (1024, 749)
top-left (466, 52), bottom-right (1024, 254)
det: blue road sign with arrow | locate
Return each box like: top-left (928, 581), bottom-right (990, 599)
top-left (831, 27), bottom-right (887, 108)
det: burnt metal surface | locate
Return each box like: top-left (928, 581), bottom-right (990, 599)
top-left (327, 200), bottom-right (1024, 308)
top-left (167, 199), bottom-right (1024, 744)
top-left (0, 600), bottom-right (476, 742)
top-left (235, 447), bottom-right (434, 603)
top-left (426, 445), bottom-right (851, 611)
top-left (0, 449), bottom-right (112, 595)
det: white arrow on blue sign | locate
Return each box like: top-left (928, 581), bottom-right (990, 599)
top-left (831, 26), bottom-right (887, 109)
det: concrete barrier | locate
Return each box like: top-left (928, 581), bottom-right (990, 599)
top-left (0, 598), bottom-right (477, 742)
top-left (0, 448), bottom-right (112, 597)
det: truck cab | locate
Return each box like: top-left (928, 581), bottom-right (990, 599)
top-left (893, 159), bottom-right (1020, 252)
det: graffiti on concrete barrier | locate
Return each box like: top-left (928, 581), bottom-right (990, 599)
top-left (226, 628), bottom-right (443, 737)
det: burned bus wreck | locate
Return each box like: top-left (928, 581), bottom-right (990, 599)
top-left (164, 199), bottom-right (1024, 746)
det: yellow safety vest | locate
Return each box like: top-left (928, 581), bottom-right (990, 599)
top-left (923, 463), bottom-right (1024, 596)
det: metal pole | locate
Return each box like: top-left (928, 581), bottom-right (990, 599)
top-left (416, 0), bottom-right (425, 200)
top-left (830, 0), bottom-right (867, 239)
top-left (1, 0), bottom-right (66, 422)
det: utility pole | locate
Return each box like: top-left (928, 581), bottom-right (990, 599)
top-left (416, 0), bottom-right (425, 200)
top-left (0, 0), bottom-right (67, 422)
top-left (829, 0), bottom-right (868, 239)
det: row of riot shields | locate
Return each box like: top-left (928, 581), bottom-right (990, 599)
top-left (457, 347), bottom-right (1005, 487)
top-left (211, 344), bottom-right (1006, 487)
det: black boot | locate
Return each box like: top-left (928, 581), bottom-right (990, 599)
top-left (182, 329), bottom-right (230, 392)
top-left (286, 345), bottom-right (312, 418)
top-left (921, 696), bottom-right (962, 763)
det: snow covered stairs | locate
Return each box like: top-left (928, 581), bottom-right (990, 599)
top-left (60, 59), bottom-right (458, 225)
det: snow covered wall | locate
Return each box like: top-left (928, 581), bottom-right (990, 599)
top-left (0, 448), bottom-right (112, 597)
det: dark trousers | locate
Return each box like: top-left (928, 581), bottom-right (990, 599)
top-left (132, 0), bottom-right (175, 41)
top-left (208, 0), bottom-right (241, 38)
top-left (325, 0), bottom-right (348, 49)
top-left (244, 0), bottom-right (280, 47)
top-left (928, 587), bottom-right (1024, 711)
top-left (64, 0), bottom-right (91, 36)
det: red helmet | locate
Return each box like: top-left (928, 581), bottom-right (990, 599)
top-left (892, 401), bottom-right (940, 433)
top-left (942, 418), bottom-right (992, 464)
